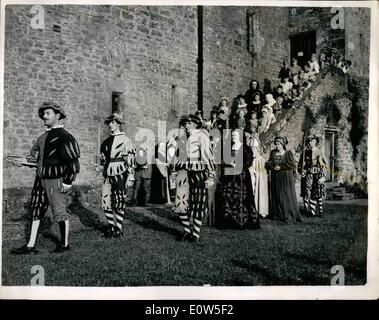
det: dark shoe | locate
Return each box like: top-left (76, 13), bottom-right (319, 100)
top-left (113, 228), bottom-right (123, 238)
top-left (102, 225), bottom-right (115, 238)
top-left (176, 232), bottom-right (191, 241)
top-left (51, 244), bottom-right (71, 253)
top-left (189, 234), bottom-right (200, 242)
top-left (11, 244), bottom-right (39, 255)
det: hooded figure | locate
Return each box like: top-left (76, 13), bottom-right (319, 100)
top-left (245, 80), bottom-right (263, 109)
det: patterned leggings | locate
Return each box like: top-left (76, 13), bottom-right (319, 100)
top-left (304, 197), bottom-right (324, 216)
top-left (304, 172), bottom-right (324, 216)
top-left (175, 170), bottom-right (190, 233)
top-left (102, 173), bottom-right (128, 230)
top-left (186, 171), bottom-right (209, 239)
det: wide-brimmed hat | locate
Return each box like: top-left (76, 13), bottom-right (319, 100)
top-left (38, 102), bottom-right (66, 120)
top-left (220, 96), bottom-right (229, 102)
top-left (104, 112), bottom-right (125, 125)
top-left (189, 113), bottom-right (202, 128)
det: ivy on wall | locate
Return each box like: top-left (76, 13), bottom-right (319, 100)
top-left (347, 77), bottom-right (368, 161)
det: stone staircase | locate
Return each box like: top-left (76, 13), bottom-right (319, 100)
top-left (258, 66), bottom-right (359, 201)
top-left (259, 65), bottom-right (348, 151)
top-left (325, 185), bottom-right (355, 201)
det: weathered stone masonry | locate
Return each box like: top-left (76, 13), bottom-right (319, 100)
top-left (3, 6), bottom-right (370, 212)
top-left (3, 5), bottom-right (255, 191)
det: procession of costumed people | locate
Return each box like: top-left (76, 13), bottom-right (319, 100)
top-left (10, 50), bottom-right (337, 253)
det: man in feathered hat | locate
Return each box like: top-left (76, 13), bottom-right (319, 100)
top-left (97, 112), bottom-right (136, 238)
top-left (11, 102), bottom-right (80, 254)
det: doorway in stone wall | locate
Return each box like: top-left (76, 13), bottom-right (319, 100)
top-left (324, 128), bottom-right (338, 182)
top-left (290, 31), bottom-right (316, 68)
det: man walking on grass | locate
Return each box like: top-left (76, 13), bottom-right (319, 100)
top-left (97, 113), bottom-right (135, 238)
top-left (11, 102), bottom-right (80, 254)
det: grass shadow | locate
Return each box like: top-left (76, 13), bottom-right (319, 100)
top-left (147, 206), bottom-right (179, 223)
top-left (68, 201), bottom-right (105, 232)
top-left (231, 259), bottom-right (285, 285)
top-left (231, 258), bottom-right (328, 285)
top-left (285, 252), bottom-right (334, 267)
top-left (126, 208), bottom-right (181, 238)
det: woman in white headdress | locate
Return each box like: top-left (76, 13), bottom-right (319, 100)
top-left (246, 133), bottom-right (269, 218)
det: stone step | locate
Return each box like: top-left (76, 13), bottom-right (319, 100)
top-left (332, 193), bottom-right (355, 200)
top-left (332, 187), bottom-right (347, 194)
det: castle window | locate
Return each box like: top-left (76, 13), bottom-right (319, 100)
top-left (53, 24), bottom-right (61, 33)
top-left (112, 92), bottom-right (121, 113)
top-left (246, 10), bottom-right (256, 53)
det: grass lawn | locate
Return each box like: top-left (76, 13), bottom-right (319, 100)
top-left (2, 200), bottom-right (367, 286)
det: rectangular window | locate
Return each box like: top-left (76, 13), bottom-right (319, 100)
top-left (112, 92), bottom-right (121, 113)
top-left (246, 10), bottom-right (256, 53)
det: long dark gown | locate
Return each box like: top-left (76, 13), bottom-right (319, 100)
top-left (215, 144), bottom-right (260, 229)
top-left (265, 150), bottom-right (302, 222)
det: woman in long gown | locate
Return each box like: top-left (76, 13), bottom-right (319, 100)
top-left (215, 130), bottom-right (260, 229)
top-left (265, 136), bottom-right (302, 222)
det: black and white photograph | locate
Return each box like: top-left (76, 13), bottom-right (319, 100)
top-left (0, 0), bottom-right (378, 299)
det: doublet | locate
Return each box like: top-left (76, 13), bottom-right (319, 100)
top-left (100, 132), bottom-right (135, 178)
top-left (32, 127), bottom-right (80, 184)
top-left (303, 148), bottom-right (327, 175)
top-left (185, 129), bottom-right (215, 172)
top-left (100, 132), bottom-right (135, 213)
top-left (29, 126), bottom-right (80, 222)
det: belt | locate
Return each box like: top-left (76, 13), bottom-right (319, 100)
top-left (109, 158), bottom-right (124, 163)
top-left (307, 167), bottom-right (321, 174)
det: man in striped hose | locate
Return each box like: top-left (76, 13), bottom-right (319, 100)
top-left (299, 134), bottom-right (328, 217)
top-left (98, 113), bottom-right (135, 238)
top-left (176, 113), bottom-right (215, 242)
top-left (11, 102), bottom-right (80, 254)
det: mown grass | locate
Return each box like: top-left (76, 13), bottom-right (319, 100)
top-left (2, 201), bottom-right (367, 286)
